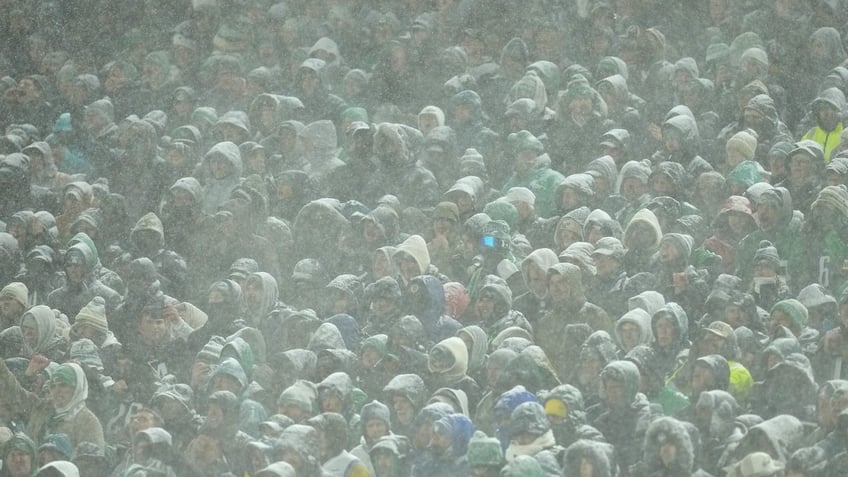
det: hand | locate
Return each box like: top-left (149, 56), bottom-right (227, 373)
top-left (430, 234), bottom-right (449, 252)
top-left (672, 272), bottom-right (689, 292)
top-left (648, 123), bottom-right (662, 141)
top-left (112, 380), bottom-right (128, 394)
top-left (825, 329), bottom-right (844, 355)
top-left (163, 303), bottom-right (181, 324)
top-left (25, 355), bottom-right (49, 376)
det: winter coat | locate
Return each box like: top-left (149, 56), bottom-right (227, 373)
top-left (0, 361), bottom-right (104, 450)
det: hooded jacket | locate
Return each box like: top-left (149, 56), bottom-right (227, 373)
top-left (650, 303), bottom-right (690, 378)
top-left (473, 275), bottom-right (532, 337)
top-left (383, 374), bottom-right (427, 436)
top-left (0, 305), bottom-right (66, 362)
top-left (201, 141), bottom-right (243, 214)
top-left (614, 308), bottom-right (654, 353)
top-left (803, 87), bottom-right (846, 156)
top-left (0, 360), bottom-right (104, 450)
top-left (369, 123), bottom-right (440, 208)
top-left (623, 208), bottom-right (663, 267)
top-left (46, 242), bottom-right (120, 320)
top-left (592, 360), bottom-right (654, 472)
top-left (514, 248), bottom-right (559, 323)
top-left (642, 417), bottom-right (698, 477)
top-left (735, 186), bottom-right (804, 287)
top-left (658, 114), bottom-right (714, 183)
top-left (562, 440), bottom-right (616, 477)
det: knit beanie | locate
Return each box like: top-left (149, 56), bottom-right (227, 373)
top-left (660, 233), bottom-right (694, 259)
top-left (73, 297), bottom-right (108, 334)
top-left (726, 130), bottom-right (758, 161)
top-left (811, 185), bottom-right (848, 218)
top-left (196, 336), bottom-right (225, 363)
top-left (0, 282), bottom-right (27, 308)
top-left (753, 240), bottom-right (780, 269)
top-left (467, 431), bottom-right (504, 467)
top-left (505, 187), bottom-right (536, 207)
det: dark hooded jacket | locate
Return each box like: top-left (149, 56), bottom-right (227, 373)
top-left (591, 360), bottom-right (655, 475)
top-left (368, 123), bottom-right (440, 209)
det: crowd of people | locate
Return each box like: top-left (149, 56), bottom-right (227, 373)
top-left (1, 0), bottom-right (848, 476)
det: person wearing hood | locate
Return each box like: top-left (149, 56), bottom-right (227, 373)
top-left (819, 289), bottom-right (848, 381)
top-left (560, 438), bottom-right (617, 477)
top-left (656, 233), bottom-right (710, 319)
top-left (590, 360), bottom-right (654, 476)
top-left (718, 93), bottom-right (793, 165)
top-left (649, 303), bottom-right (691, 381)
top-left (541, 384), bottom-right (603, 450)
top-left (596, 74), bottom-right (644, 133)
top-left (735, 186), bottom-right (804, 288)
top-left (653, 113), bottom-right (714, 189)
top-left (801, 87), bottom-right (845, 162)
top-left (513, 248), bottom-right (558, 324)
top-left (554, 173), bottom-right (596, 216)
top-left (306, 412), bottom-right (369, 477)
top-left (704, 195), bottom-right (758, 274)
top-left (467, 275), bottom-right (532, 338)
top-left (383, 374), bottom-right (428, 440)
top-left (150, 383), bottom-right (202, 454)
top-left (500, 130), bottom-right (565, 219)
top-left (158, 177), bottom-right (208, 268)
top-left (351, 400), bottom-right (392, 476)
top-left (587, 237), bottom-right (629, 319)
top-left (317, 371), bottom-right (359, 430)
top-left (365, 433), bottom-right (411, 477)
top-left (200, 141), bottom-right (242, 215)
top-left (0, 282), bottom-right (27, 331)
top-left (638, 416), bottom-right (710, 477)
top-left (327, 121), bottom-right (379, 204)
top-left (448, 90), bottom-right (499, 165)
top-left (564, 330), bottom-right (617, 414)
top-left (49, 238), bottom-right (124, 321)
top-left (0, 305), bottom-right (68, 361)
top-left (243, 271), bottom-right (287, 331)
top-left (186, 390), bottom-right (252, 476)
top-left (538, 263), bottom-right (611, 380)
top-left (1, 432), bottom-right (37, 477)
top-left (368, 123), bottom-right (440, 209)
top-left (615, 160), bottom-right (652, 228)
top-left (622, 208), bottom-right (663, 276)
top-left (802, 379), bottom-right (848, 450)
top-left (22, 141), bottom-right (66, 195)
top-left (583, 209), bottom-right (623, 246)
top-left (0, 360), bottom-right (104, 450)
top-left (776, 140), bottom-right (825, 216)
top-left (427, 337), bottom-right (481, 414)
top-left (548, 77), bottom-right (610, 175)
top-left (690, 389), bottom-right (741, 475)
top-left (719, 415), bottom-right (805, 473)
top-left (411, 413), bottom-right (474, 477)
top-left (20, 244), bottom-right (62, 308)
top-left (299, 119), bottom-right (344, 194)
top-left (502, 401), bottom-right (561, 476)
top-left (404, 274), bottom-right (460, 344)
top-left (800, 185), bottom-right (848, 293)
top-left (111, 427), bottom-right (177, 477)
top-left (207, 355), bottom-right (267, 438)
top-left (614, 308), bottom-right (653, 354)
top-left (420, 126), bottom-right (460, 191)
top-left (128, 212), bottom-right (188, 300)
top-left (361, 276), bottom-right (403, 338)
top-left (625, 344), bottom-right (690, 417)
